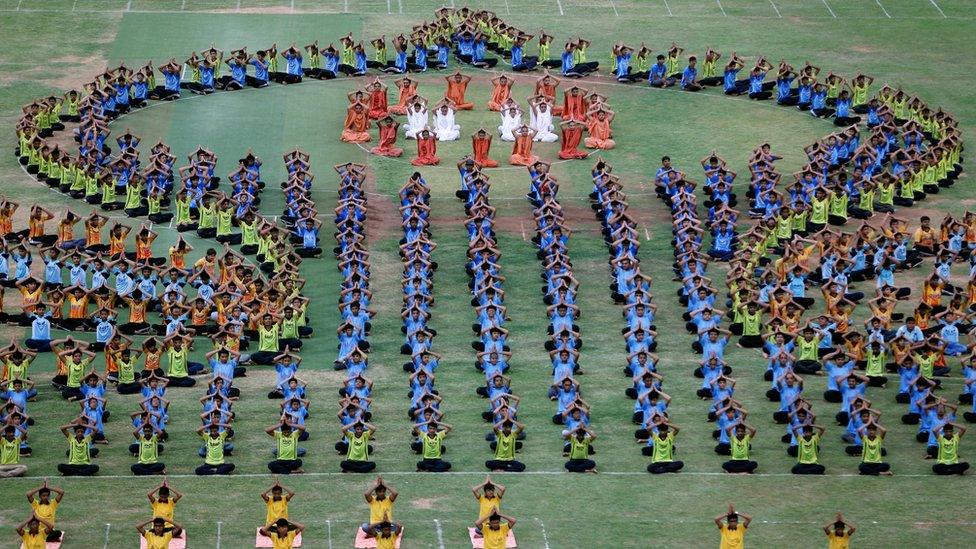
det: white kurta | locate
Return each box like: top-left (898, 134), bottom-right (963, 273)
top-left (532, 108), bottom-right (558, 143)
top-left (433, 108), bottom-right (460, 141)
top-left (404, 105), bottom-right (428, 139)
top-left (498, 109), bottom-right (522, 142)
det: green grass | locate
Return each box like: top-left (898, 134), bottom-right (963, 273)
top-left (2, 3), bottom-right (976, 547)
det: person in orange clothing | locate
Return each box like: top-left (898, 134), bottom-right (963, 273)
top-left (487, 75), bottom-right (514, 112)
top-left (411, 128), bottom-right (440, 166)
top-left (365, 78), bottom-right (389, 120)
top-left (389, 76), bottom-right (417, 116)
top-left (371, 116), bottom-right (403, 158)
top-left (561, 85), bottom-right (587, 122)
top-left (558, 120), bottom-right (588, 160)
top-left (509, 125), bottom-right (538, 166)
top-left (535, 71), bottom-right (562, 115)
top-left (471, 128), bottom-right (499, 168)
top-left (445, 71), bottom-right (474, 110)
top-left (584, 107), bottom-right (616, 150)
top-left (341, 102), bottom-right (372, 143)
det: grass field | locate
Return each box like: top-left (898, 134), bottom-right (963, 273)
top-left (2, 1), bottom-right (976, 547)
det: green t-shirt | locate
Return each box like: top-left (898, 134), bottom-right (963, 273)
top-left (0, 436), bottom-right (21, 464)
top-left (68, 435), bottom-right (92, 465)
top-left (651, 433), bottom-right (674, 463)
top-left (198, 204), bottom-right (216, 229)
top-left (216, 209), bottom-right (233, 236)
top-left (730, 434), bottom-right (750, 461)
top-left (937, 434), bottom-right (960, 465)
top-left (742, 311), bottom-right (762, 336)
top-left (166, 348), bottom-right (188, 378)
top-left (865, 350), bottom-right (886, 377)
top-left (797, 434), bottom-right (820, 465)
top-left (259, 325), bottom-right (279, 352)
top-left (203, 432), bottom-right (227, 465)
top-left (422, 431), bottom-right (445, 459)
top-left (347, 432), bottom-right (370, 461)
top-left (117, 358), bottom-right (136, 384)
top-left (138, 435), bottom-right (159, 464)
top-left (494, 431), bottom-right (517, 461)
top-left (569, 435), bottom-right (591, 460)
top-left (275, 430), bottom-right (300, 461)
top-left (66, 358), bottom-right (89, 388)
top-left (861, 436), bottom-right (883, 464)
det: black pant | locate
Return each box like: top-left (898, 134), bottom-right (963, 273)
top-left (647, 460), bottom-right (684, 474)
top-left (933, 462), bottom-right (970, 475)
top-left (268, 459), bottom-right (303, 474)
top-left (485, 459), bottom-right (525, 472)
top-left (196, 463), bottom-right (235, 475)
top-left (565, 458), bottom-right (596, 472)
top-left (131, 462), bottom-right (166, 475)
top-left (417, 458), bottom-right (452, 472)
top-left (57, 463), bottom-right (99, 476)
top-left (340, 460), bottom-right (376, 473)
top-left (722, 460), bottom-right (757, 473)
top-left (858, 462), bottom-right (890, 475)
top-left (791, 463), bottom-right (825, 475)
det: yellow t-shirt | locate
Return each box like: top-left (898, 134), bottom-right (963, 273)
top-left (152, 500), bottom-right (175, 521)
top-left (375, 532), bottom-right (398, 549)
top-left (270, 530), bottom-right (298, 549)
top-left (482, 523), bottom-right (510, 549)
top-left (827, 531), bottom-right (851, 549)
top-left (143, 530), bottom-right (174, 549)
top-left (266, 498), bottom-right (289, 525)
top-left (30, 500), bottom-right (58, 524)
top-left (21, 528), bottom-right (48, 549)
top-left (720, 524), bottom-right (746, 549)
top-left (478, 495), bottom-right (501, 518)
top-left (369, 497), bottom-right (393, 523)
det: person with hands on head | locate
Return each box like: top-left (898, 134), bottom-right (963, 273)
top-left (137, 517), bottom-right (183, 549)
top-left (824, 512), bottom-right (856, 549)
top-left (715, 504), bottom-right (751, 549)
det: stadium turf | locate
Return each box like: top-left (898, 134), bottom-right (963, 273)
top-left (1, 1), bottom-right (976, 546)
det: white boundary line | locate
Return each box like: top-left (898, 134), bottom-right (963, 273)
top-left (237, 0), bottom-right (242, 12)
top-left (502, 0), bottom-right (511, 15)
top-left (181, 0), bottom-right (186, 10)
top-left (554, 0), bottom-right (564, 16)
top-left (326, 519), bottom-right (334, 549)
top-left (716, 0), bottom-right (727, 16)
top-left (71, 0), bottom-right (78, 11)
top-left (102, 523), bottom-right (112, 549)
top-left (398, 0), bottom-right (403, 14)
top-left (608, 0), bottom-right (618, 17)
top-left (126, 0), bottom-right (132, 11)
top-left (15, 0), bottom-right (22, 11)
top-left (536, 518), bottom-right (551, 549)
top-left (344, 0), bottom-right (348, 13)
top-left (662, 0), bottom-right (673, 16)
top-left (875, 0), bottom-right (891, 18)
top-left (386, 0), bottom-right (391, 14)
top-left (821, 0), bottom-right (836, 18)
top-left (768, 0), bottom-right (781, 18)
top-left (216, 521), bottom-right (223, 549)
top-left (929, 0), bottom-right (947, 18)
top-left (434, 519), bottom-right (446, 549)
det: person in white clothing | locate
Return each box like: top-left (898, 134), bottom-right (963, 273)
top-left (498, 101), bottom-right (522, 142)
top-left (529, 97), bottom-right (558, 143)
top-left (404, 96), bottom-right (429, 139)
top-left (432, 99), bottom-right (460, 141)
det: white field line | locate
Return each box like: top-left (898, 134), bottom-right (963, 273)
top-left (555, 0), bottom-right (564, 16)
top-left (769, 0), bottom-right (781, 18)
top-left (536, 518), bottom-right (551, 549)
top-left (716, 0), bottom-right (726, 16)
top-left (102, 523), bottom-right (112, 549)
top-left (216, 521), bottom-right (223, 549)
top-left (434, 519), bottom-right (446, 549)
top-left (821, 0), bottom-right (836, 18)
top-left (608, 0), bottom-right (618, 17)
top-left (326, 519), bottom-right (333, 549)
top-left (876, 0), bottom-right (891, 18)
top-left (662, 0), bottom-right (673, 16)
top-left (929, 0), bottom-right (947, 18)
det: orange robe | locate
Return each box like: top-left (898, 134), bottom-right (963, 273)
top-left (446, 80), bottom-right (474, 110)
top-left (472, 135), bottom-right (499, 168)
top-left (585, 116), bottom-right (616, 149)
top-left (537, 81), bottom-right (562, 115)
top-left (411, 134), bottom-right (440, 166)
top-left (558, 125), bottom-right (588, 160)
top-left (340, 107), bottom-right (371, 143)
top-left (487, 83), bottom-right (511, 111)
top-left (509, 133), bottom-right (538, 166)
top-left (368, 88), bottom-right (389, 120)
top-left (389, 82), bottom-right (417, 115)
top-left (562, 93), bottom-right (586, 121)
top-left (371, 123), bottom-right (403, 157)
